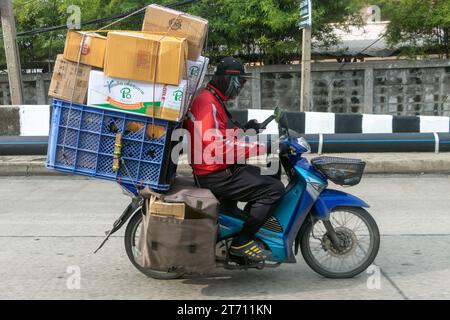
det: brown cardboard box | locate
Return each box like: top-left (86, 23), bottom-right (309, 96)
top-left (104, 31), bottom-right (188, 85)
top-left (63, 31), bottom-right (107, 68)
top-left (48, 54), bottom-right (91, 104)
top-left (148, 199), bottom-right (206, 220)
top-left (142, 4), bottom-right (208, 61)
top-left (150, 200), bottom-right (186, 219)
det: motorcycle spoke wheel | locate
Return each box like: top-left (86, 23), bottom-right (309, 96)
top-left (300, 207), bottom-right (380, 278)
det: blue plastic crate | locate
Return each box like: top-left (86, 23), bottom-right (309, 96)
top-left (47, 99), bottom-right (179, 192)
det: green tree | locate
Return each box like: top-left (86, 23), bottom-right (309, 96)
top-left (374, 0), bottom-right (450, 58)
top-left (176, 0), bottom-right (365, 64)
top-left (3, 0), bottom-right (365, 69)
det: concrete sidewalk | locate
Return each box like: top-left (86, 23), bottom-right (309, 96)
top-left (0, 152), bottom-right (449, 176)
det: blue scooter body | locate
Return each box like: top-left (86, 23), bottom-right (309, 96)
top-left (218, 137), bottom-right (369, 263)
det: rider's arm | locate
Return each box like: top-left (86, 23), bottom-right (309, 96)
top-left (193, 103), bottom-right (267, 164)
top-left (218, 109), bottom-right (267, 163)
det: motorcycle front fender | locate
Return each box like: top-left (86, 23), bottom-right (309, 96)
top-left (312, 189), bottom-right (369, 220)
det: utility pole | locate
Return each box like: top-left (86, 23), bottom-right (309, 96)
top-left (300, 26), bottom-right (311, 112)
top-left (0, 0), bottom-right (23, 105)
top-left (299, 0), bottom-right (312, 112)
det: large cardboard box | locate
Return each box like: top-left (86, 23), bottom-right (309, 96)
top-left (48, 54), bottom-right (91, 104)
top-left (87, 70), bottom-right (188, 122)
top-left (104, 31), bottom-right (188, 86)
top-left (63, 31), bottom-right (106, 68)
top-left (142, 4), bottom-right (208, 61)
top-left (186, 56), bottom-right (209, 95)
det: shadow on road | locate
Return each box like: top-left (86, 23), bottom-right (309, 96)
top-left (179, 261), bottom-right (368, 299)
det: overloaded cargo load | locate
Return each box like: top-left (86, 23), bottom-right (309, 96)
top-left (142, 4), bottom-right (208, 61)
top-left (46, 3), bottom-right (216, 276)
top-left (46, 3), bottom-right (210, 190)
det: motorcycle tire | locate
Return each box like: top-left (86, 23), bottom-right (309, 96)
top-left (299, 206), bottom-right (380, 279)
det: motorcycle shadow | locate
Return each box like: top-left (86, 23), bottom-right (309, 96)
top-left (180, 263), bottom-right (369, 298)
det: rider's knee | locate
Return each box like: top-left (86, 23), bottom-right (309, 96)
top-left (269, 180), bottom-right (285, 200)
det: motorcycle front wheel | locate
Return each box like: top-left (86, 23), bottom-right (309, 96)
top-left (299, 206), bottom-right (380, 279)
top-left (124, 210), bottom-right (185, 280)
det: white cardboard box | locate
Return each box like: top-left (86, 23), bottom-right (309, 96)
top-left (187, 56), bottom-right (209, 95)
top-left (87, 70), bottom-right (188, 122)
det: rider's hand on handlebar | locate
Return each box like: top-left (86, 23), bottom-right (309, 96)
top-left (243, 119), bottom-right (261, 132)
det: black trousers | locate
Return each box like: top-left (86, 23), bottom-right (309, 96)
top-left (195, 165), bottom-right (285, 238)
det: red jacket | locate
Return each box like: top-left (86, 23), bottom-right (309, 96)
top-left (184, 84), bottom-right (266, 176)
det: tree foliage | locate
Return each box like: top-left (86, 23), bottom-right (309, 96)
top-left (3, 0), bottom-right (365, 70)
top-left (373, 0), bottom-right (450, 58)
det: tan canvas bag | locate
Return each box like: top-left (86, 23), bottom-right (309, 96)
top-left (136, 176), bottom-right (219, 274)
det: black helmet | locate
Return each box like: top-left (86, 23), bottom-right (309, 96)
top-left (215, 57), bottom-right (248, 77)
top-left (210, 57), bottom-right (251, 99)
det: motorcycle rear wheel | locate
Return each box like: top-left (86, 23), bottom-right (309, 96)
top-left (299, 206), bottom-right (380, 279)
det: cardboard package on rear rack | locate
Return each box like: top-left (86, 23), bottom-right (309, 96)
top-left (63, 30), bottom-right (107, 68)
top-left (48, 54), bottom-right (91, 104)
top-left (142, 4), bottom-right (208, 61)
top-left (87, 70), bottom-right (188, 122)
top-left (104, 31), bottom-right (188, 86)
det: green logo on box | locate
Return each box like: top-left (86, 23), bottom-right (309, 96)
top-left (121, 87), bottom-right (132, 99)
top-left (173, 90), bottom-right (183, 102)
top-left (190, 66), bottom-right (199, 77)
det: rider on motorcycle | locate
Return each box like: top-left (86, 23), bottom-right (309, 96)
top-left (184, 57), bottom-right (285, 262)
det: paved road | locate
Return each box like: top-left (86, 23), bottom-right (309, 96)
top-left (1, 174), bottom-right (450, 300)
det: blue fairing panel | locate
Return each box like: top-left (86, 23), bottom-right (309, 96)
top-left (313, 189), bottom-right (370, 220)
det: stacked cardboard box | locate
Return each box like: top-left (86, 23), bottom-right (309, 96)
top-left (48, 54), bottom-right (92, 104)
top-left (63, 31), bottom-right (107, 68)
top-left (48, 31), bottom-right (107, 104)
top-left (48, 4), bottom-right (209, 122)
top-left (104, 31), bottom-right (188, 86)
top-left (142, 4), bottom-right (209, 61)
top-left (87, 70), bottom-right (188, 122)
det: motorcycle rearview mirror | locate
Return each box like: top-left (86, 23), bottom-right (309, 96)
top-left (274, 106), bottom-right (281, 122)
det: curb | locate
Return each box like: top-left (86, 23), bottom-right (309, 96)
top-left (0, 154), bottom-right (449, 176)
top-left (0, 157), bottom-right (64, 176)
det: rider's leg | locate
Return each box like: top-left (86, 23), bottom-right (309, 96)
top-left (196, 165), bottom-right (285, 259)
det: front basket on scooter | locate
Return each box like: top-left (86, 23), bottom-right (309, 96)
top-left (311, 156), bottom-right (366, 186)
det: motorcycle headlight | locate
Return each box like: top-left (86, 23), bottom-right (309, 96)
top-left (297, 137), bottom-right (311, 153)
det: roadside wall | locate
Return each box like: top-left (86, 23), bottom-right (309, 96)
top-left (0, 59), bottom-right (449, 116)
top-left (0, 105), bottom-right (448, 136)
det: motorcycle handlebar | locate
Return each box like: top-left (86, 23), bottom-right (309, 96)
top-left (259, 115), bottom-right (275, 130)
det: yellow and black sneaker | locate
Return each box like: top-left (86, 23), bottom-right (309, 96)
top-left (229, 240), bottom-right (271, 262)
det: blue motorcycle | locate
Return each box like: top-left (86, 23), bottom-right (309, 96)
top-left (100, 108), bottom-right (380, 279)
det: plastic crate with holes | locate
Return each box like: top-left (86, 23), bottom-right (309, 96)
top-left (46, 99), bottom-right (180, 192)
